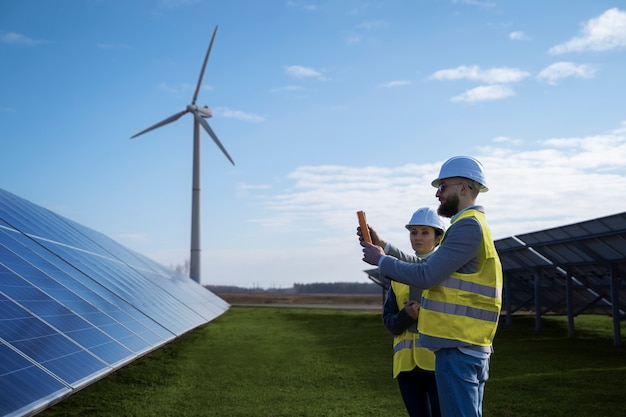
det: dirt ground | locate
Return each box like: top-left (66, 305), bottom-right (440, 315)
top-left (215, 292), bottom-right (384, 307)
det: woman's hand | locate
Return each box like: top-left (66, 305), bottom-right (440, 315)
top-left (404, 300), bottom-right (420, 320)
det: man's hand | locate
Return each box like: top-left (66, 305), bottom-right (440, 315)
top-left (361, 240), bottom-right (385, 265)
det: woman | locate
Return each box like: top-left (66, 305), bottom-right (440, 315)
top-left (379, 207), bottom-right (445, 417)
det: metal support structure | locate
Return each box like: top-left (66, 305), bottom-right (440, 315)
top-left (534, 270), bottom-right (542, 333)
top-left (565, 267), bottom-right (575, 338)
top-left (610, 263), bottom-right (622, 347)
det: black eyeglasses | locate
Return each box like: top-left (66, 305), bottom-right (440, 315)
top-left (437, 182), bottom-right (464, 192)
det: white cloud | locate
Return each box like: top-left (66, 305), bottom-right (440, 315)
top-left (0, 32), bottom-right (38, 45)
top-left (453, 0), bottom-right (496, 8)
top-left (158, 82), bottom-right (212, 94)
top-left (345, 35), bottom-right (361, 45)
top-left (378, 80), bottom-right (412, 88)
top-left (284, 65), bottom-right (326, 80)
top-left (346, 18), bottom-right (387, 47)
top-left (536, 62), bottom-right (596, 85)
top-left (204, 120), bottom-right (626, 287)
top-left (286, 0), bottom-right (318, 12)
top-left (285, 126), bottom-right (622, 235)
top-left (493, 136), bottom-right (523, 145)
top-left (549, 8), bottom-right (626, 54)
top-left (214, 107), bottom-right (265, 122)
top-left (539, 130), bottom-right (626, 169)
top-left (271, 85), bottom-right (306, 93)
top-left (158, 83), bottom-right (182, 94)
top-left (356, 20), bottom-right (388, 30)
top-left (451, 85), bottom-right (515, 103)
top-left (509, 31), bottom-right (530, 41)
top-left (430, 65), bottom-right (530, 84)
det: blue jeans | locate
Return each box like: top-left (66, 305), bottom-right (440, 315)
top-left (434, 348), bottom-right (489, 417)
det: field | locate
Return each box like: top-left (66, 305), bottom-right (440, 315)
top-left (39, 295), bottom-right (626, 417)
top-left (216, 292), bottom-right (383, 307)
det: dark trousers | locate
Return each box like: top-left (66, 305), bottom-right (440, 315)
top-left (397, 367), bottom-right (441, 417)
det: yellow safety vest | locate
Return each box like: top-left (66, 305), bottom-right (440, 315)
top-left (391, 281), bottom-right (435, 377)
top-left (418, 209), bottom-right (503, 346)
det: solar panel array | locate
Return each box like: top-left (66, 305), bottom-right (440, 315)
top-left (496, 211), bottom-right (626, 345)
top-left (496, 213), bottom-right (626, 312)
top-left (0, 188), bottom-right (229, 417)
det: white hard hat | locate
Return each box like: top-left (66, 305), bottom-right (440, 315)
top-left (405, 207), bottom-right (446, 233)
top-left (431, 156), bottom-right (488, 192)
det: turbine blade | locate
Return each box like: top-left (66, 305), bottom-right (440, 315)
top-left (131, 109), bottom-right (188, 139)
top-left (192, 25), bottom-right (219, 106)
top-left (193, 111), bottom-right (235, 165)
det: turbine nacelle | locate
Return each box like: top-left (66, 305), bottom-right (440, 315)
top-left (188, 104), bottom-right (212, 119)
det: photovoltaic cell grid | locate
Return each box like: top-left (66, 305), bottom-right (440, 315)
top-left (495, 212), bottom-right (626, 346)
top-left (0, 188), bottom-right (229, 417)
top-left (496, 212), bottom-right (626, 312)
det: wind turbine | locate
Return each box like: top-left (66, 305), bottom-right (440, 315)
top-left (131, 25), bottom-right (234, 284)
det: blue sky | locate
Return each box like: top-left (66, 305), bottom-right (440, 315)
top-left (2, 0), bottom-right (626, 288)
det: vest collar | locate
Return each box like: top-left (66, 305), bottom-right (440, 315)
top-left (450, 205), bottom-right (484, 223)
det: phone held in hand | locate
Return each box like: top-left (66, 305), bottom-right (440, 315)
top-left (357, 210), bottom-right (372, 243)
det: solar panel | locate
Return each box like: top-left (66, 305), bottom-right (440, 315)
top-left (363, 268), bottom-right (390, 290)
top-left (0, 188), bottom-right (229, 417)
top-left (496, 212), bottom-right (626, 345)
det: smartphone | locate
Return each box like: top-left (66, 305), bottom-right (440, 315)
top-left (357, 210), bottom-right (372, 243)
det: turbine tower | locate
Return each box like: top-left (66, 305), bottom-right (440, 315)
top-left (131, 26), bottom-right (234, 283)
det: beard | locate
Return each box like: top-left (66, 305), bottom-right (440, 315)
top-left (437, 194), bottom-right (460, 218)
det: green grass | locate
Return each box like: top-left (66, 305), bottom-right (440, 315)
top-left (40, 309), bottom-right (626, 417)
top-left (486, 315), bottom-right (626, 417)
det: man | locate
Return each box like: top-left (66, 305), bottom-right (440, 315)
top-left (360, 156), bottom-right (502, 417)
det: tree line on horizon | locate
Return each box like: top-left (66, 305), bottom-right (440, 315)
top-left (205, 281), bottom-right (382, 294)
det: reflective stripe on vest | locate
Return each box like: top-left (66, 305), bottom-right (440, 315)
top-left (393, 338), bottom-right (424, 354)
top-left (421, 298), bottom-right (500, 323)
top-left (438, 276), bottom-right (501, 299)
top-left (418, 209), bottom-right (503, 346)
